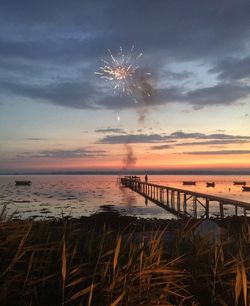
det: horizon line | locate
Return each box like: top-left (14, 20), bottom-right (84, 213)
top-left (1, 169), bottom-right (250, 175)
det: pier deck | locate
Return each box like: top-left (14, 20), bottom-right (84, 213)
top-left (120, 177), bottom-right (250, 218)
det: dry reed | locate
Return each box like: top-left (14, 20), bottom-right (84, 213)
top-left (0, 212), bottom-right (249, 305)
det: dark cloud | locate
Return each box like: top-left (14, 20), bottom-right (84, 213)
top-left (1, 0), bottom-right (250, 61)
top-left (200, 133), bottom-right (250, 140)
top-left (184, 83), bottom-right (250, 108)
top-left (151, 139), bottom-right (250, 150)
top-left (98, 134), bottom-right (167, 144)
top-left (168, 131), bottom-right (250, 140)
top-left (150, 144), bottom-right (173, 150)
top-left (181, 150), bottom-right (250, 155)
top-left (1, 0), bottom-right (250, 110)
top-left (2, 79), bottom-right (250, 111)
top-left (155, 83), bottom-right (250, 109)
top-left (210, 56), bottom-right (250, 81)
top-left (98, 130), bottom-right (250, 144)
top-left (174, 140), bottom-right (250, 146)
top-left (1, 81), bottom-right (99, 109)
top-left (169, 131), bottom-right (205, 139)
top-left (95, 128), bottom-right (127, 134)
top-left (18, 148), bottom-right (106, 158)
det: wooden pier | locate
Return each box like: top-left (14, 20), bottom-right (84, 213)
top-left (120, 177), bottom-right (250, 218)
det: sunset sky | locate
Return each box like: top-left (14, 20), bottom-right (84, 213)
top-left (0, 0), bottom-right (250, 173)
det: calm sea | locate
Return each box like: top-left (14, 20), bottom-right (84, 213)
top-left (0, 175), bottom-right (250, 220)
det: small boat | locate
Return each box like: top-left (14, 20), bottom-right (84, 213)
top-left (183, 181), bottom-right (196, 186)
top-left (242, 186), bottom-right (250, 192)
top-left (206, 182), bottom-right (215, 188)
top-left (233, 181), bottom-right (246, 185)
top-left (15, 180), bottom-right (32, 186)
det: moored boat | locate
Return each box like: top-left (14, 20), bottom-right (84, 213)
top-left (233, 181), bottom-right (246, 185)
top-left (15, 180), bottom-right (32, 186)
top-left (242, 186), bottom-right (250, 192)
top-left (206, 182), bottom-right (215, 188)
top-left (183, 181), bottom-right (196, 186)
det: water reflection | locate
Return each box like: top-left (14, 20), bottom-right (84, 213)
top-left (0, 174), bottom-right (249, 220)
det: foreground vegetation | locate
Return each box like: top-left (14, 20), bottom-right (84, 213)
top-left (0, 210), bottom-right (249, 305)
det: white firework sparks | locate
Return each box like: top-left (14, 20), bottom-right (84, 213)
top-left (95, 46), bottom-right (144, 96)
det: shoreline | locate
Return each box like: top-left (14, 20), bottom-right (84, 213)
top-left (3, 210), bottom-right (250, 234)
top-left (2, 170), bottom-right (250, 175)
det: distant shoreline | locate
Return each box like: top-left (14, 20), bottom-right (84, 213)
top-left (1, 170), bottom-right (250, 175)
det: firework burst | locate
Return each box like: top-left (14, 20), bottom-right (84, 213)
top-left (95, 46), bottom-right (149, 99)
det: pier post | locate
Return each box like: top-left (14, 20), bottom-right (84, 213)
top-left (177, 192), bottom-right (181, 213)
top-left (219, 201), bottom-right (224, 218)
top-left (160, 188), bottom-right (163, 202)
top-left (205, 199), bottom-right (209, 219)
top-left (183, 194), bottom-right (187, 216)
top-left (171, 190), bottom-right (175, 209)
top-left (193, 196), bottom-right (197, 218)
top-left (166, 189), bottom-right (169, 207)
top-left (235, 205), bottom-right (238, 216)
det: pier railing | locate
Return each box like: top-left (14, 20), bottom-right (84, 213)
top-left (120, 177), bottom-right (250, 218)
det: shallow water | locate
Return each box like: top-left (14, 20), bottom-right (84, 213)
top-left (0, 175), bottom-right (249, 220)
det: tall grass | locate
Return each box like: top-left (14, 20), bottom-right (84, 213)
top-left (0, 214), bottom-right (249, 305)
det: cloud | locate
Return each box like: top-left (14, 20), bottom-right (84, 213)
top-left (174, 139), bottom-right (250, 146)
top-left (26, 137), bottom-right (48, 141)
top-left (98, 134), bottom-right (167, 144)
top-left (169, 130), bottom-right (250, 140)
top-left (169, 131), bottom-right (205, 139)
top-left (2, 78), bottom-right (250, 111)
top-left (210, 56), bottom-right (250, 81)
top-left (150, 144), bottom-right (173, 150)
top-left (95, 128), bottom-right (127, 134)
top-left (184, 83), bottom-right (250, 108)
top-left (1, 81), bottom-right (99, 109)
top-left (150, 138), bottom-right (250, 150)
top-left (0, 0), bottom-right (250, 112)
top-left (1, 0), bottom-right (250, 61)
top-left (18, 148), bottom-right (106, 158)
top-left (162, 70), bottom-right (193, 81)
top-left (98, 130), bottom-right (250, 144)
top-left (181, 150), bottom-right (250, 155)
top-left (154, 83), bottom-right (250, 109)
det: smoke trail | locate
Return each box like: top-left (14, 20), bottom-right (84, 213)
top-left (119, 74), bottom-right (155, 172)
top-left (118, 144), bottom-right (138, 207)
top-left (121, 144), bottom-right (137, 172)
top-left (134, 71), bottom-right (156, 123)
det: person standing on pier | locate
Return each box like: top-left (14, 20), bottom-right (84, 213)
top-left (145, 174), bottom-right (148, 183)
